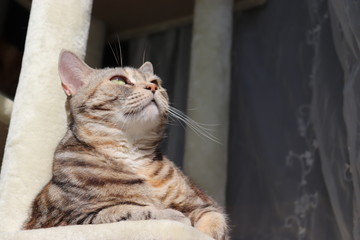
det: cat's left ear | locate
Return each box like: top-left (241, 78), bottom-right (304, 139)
top-left (139, 61), bottom-right (154, 74)
top-left (58, 50), bottom-right (92, 96)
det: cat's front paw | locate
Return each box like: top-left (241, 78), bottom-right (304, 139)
top-left (195, 212), bottom-right (228, 240)
top-left (158, 208), bottom-right (191, 226)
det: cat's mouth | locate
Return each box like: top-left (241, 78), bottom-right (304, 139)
top-left (124, 99), bottom-right (159, 116)
top-left (141, 98), bottom-right (160, 114)
top-left (145, 99), bottom-right (158, 109)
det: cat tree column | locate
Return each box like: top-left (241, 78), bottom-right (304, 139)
top-left (0, 0), bottom-right (92, 231)
top-left (184, 0), bottom-right (233, 206)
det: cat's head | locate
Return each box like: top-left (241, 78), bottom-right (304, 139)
top-left (58, 50), bottom-right (169, 138)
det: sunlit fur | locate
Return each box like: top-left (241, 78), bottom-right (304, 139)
top-left (23, 51), bottom-right (228, 240)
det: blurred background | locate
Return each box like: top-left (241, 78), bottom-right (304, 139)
top-left (1, 0), bottom-right (360, 239)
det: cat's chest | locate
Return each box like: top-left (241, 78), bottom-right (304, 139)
top-left (122, 153), bottom-right (147, 169)
top-left (102, 146), bottom-right (149, 169)
top-left (101, 145), bottom-right (170, 190)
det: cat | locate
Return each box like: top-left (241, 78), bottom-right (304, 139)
top-left (23, 50), bottom-right (228, 240)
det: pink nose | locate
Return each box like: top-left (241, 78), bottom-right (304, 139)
top-left (144, 83), bottom-right (158, 93)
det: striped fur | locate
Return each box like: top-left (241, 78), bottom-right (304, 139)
top-left (23, 51), bottom-right (228, 240)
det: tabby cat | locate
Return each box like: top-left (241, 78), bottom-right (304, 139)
top-left (23, 50), bottom-right (228, 240)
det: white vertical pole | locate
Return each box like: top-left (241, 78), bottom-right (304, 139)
top-left (0, 0), bottom-right (92, 231)
top-left (184, 0), bottom-right (233, 206)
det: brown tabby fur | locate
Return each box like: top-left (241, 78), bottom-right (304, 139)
top-left (23, 50), bottom-right (228, 240)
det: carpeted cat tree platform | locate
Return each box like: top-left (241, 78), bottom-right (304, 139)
top-left (0, 0), bottom-right (213, 239)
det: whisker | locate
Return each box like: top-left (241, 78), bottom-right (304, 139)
top-left (168, 114), bottom-right (186, 129)
top-left (169, 112), bottom-right (206, 136)
top-left (117, 35), bottom-right (123, 67)
top-left (121, 111), bottom-right (132, 130)
top-left (169, 107), bottom-right (216, 131)
top-left (108, 42), bottom-right (119, 66)
top-left (167, 106), bottom-right (220, 144)
top-left (142, 46), bottom-right (147, 64)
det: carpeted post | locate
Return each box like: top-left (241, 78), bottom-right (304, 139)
top-left (0, 0), bottom-right (93, 231)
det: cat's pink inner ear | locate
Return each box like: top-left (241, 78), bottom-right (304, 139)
top-left (139, 62), bottom-right (154, 74)
top-left (58, 50), bottom-right (91, 96)
top-left (61, 83), bottom-right (72, 96)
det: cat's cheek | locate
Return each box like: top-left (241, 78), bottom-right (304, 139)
top-left (113, 112), bottom-right (130, 126)
top-left (153, 94), bottom-right (168, 115)
top-left (159, 90), bottom-right (168, 101)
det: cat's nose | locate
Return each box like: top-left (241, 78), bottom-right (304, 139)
top-left (144, 83), bottom-right (158, 93)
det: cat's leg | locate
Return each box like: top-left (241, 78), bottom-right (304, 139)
top-left (189, 207), bottom-right (228, 240)
top-left (85, 204), bottom-right (191, 226)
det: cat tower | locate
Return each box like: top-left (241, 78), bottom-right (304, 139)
top-left (0, 0), bottom-right (236, 239)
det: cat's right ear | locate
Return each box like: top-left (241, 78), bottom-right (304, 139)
top-left (58, 50), bottom-right (92, 96)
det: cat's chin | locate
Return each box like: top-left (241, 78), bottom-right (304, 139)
top-left (120, 106), bottom-right (163, 141)
top-left (141, 101), bottom-right (160, 116)
top-left (135, 106), bottom-right (161, 128)
top-left (121, 102), bottom-right (161, 128)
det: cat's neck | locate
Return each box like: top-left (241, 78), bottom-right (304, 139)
top-left (69, 120), bottom-right (163, 166)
